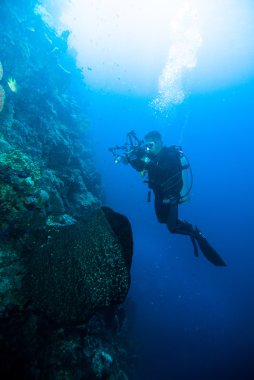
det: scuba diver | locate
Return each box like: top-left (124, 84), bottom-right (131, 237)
top-left (109, 130), bottom-right (226, 266)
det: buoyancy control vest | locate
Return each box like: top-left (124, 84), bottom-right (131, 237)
top-left (147, 145), bottom-right (192, 204)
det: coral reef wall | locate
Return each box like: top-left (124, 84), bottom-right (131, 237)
top-left (0, 1), bottom-right (135, 379)
top-left (0, 0), bottom-right (102, 235)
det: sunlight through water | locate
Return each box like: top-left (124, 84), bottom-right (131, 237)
top-left (43, 0), bottom-right (254, 102)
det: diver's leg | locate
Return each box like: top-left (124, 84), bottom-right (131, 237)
top-left (166, 204), bottom-right (198, 256)
top-left (154, 196), bottom-right (170, 224)
top-left (166, 203), bottom-right (195, 236)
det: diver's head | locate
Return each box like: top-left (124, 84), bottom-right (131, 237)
top-left (143, 130), bottom-right (163, 156)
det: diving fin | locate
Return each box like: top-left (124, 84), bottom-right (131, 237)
top-left (195, 229), bottom-right (226, 267)
top-left (190, 236), bottom-right (199, 257)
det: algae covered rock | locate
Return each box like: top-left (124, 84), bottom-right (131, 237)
top-left (0, 142), bottom-right (43, 232)
top-left (22, 207), bottom-right (133, 325)
top-left (0, 0), bottom-right (102, 237)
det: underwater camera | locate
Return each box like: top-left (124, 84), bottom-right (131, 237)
top-left (108, 130), bottom-right (149, 165)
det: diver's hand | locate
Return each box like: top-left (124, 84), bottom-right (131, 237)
top-left (162, 198), bottom-right (171, 204)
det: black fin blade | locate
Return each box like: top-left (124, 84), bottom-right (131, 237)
top-left (190, 236), bottom-right (199, 257)
top-left (197, 236), bottom-right (226, 266)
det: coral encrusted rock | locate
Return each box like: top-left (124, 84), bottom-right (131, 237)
top-left (22, 207), bottom-right (133, 326)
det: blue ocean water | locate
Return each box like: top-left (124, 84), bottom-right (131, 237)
top-left (86, 79), bottom-right (254, 379)
top-left (40, 1), bottom-right (254, 377)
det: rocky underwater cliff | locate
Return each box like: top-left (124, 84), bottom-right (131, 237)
top-left (0, 0), bottom-right (135, 378)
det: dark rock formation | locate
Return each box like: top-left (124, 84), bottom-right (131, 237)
top-left (0, 207), bottom-right (134, 379)
top-left (22, 207), bottom-right (133, 326)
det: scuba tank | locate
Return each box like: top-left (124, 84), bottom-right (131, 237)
top-left (178, 147), bottom-right (193, 204)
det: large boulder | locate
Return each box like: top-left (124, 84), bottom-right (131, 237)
top-left (22, 207), bottom-right (133, 325)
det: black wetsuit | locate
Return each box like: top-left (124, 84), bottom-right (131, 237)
top-left (128, 145), bottom-right (226, 265)
top-left (146, 146), bottom-right (196, 238)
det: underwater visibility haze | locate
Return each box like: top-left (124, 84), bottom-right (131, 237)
top-left (1, 0), bottom-right (254, 379)
top-left (59, 1), bottom-right (254, 378)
